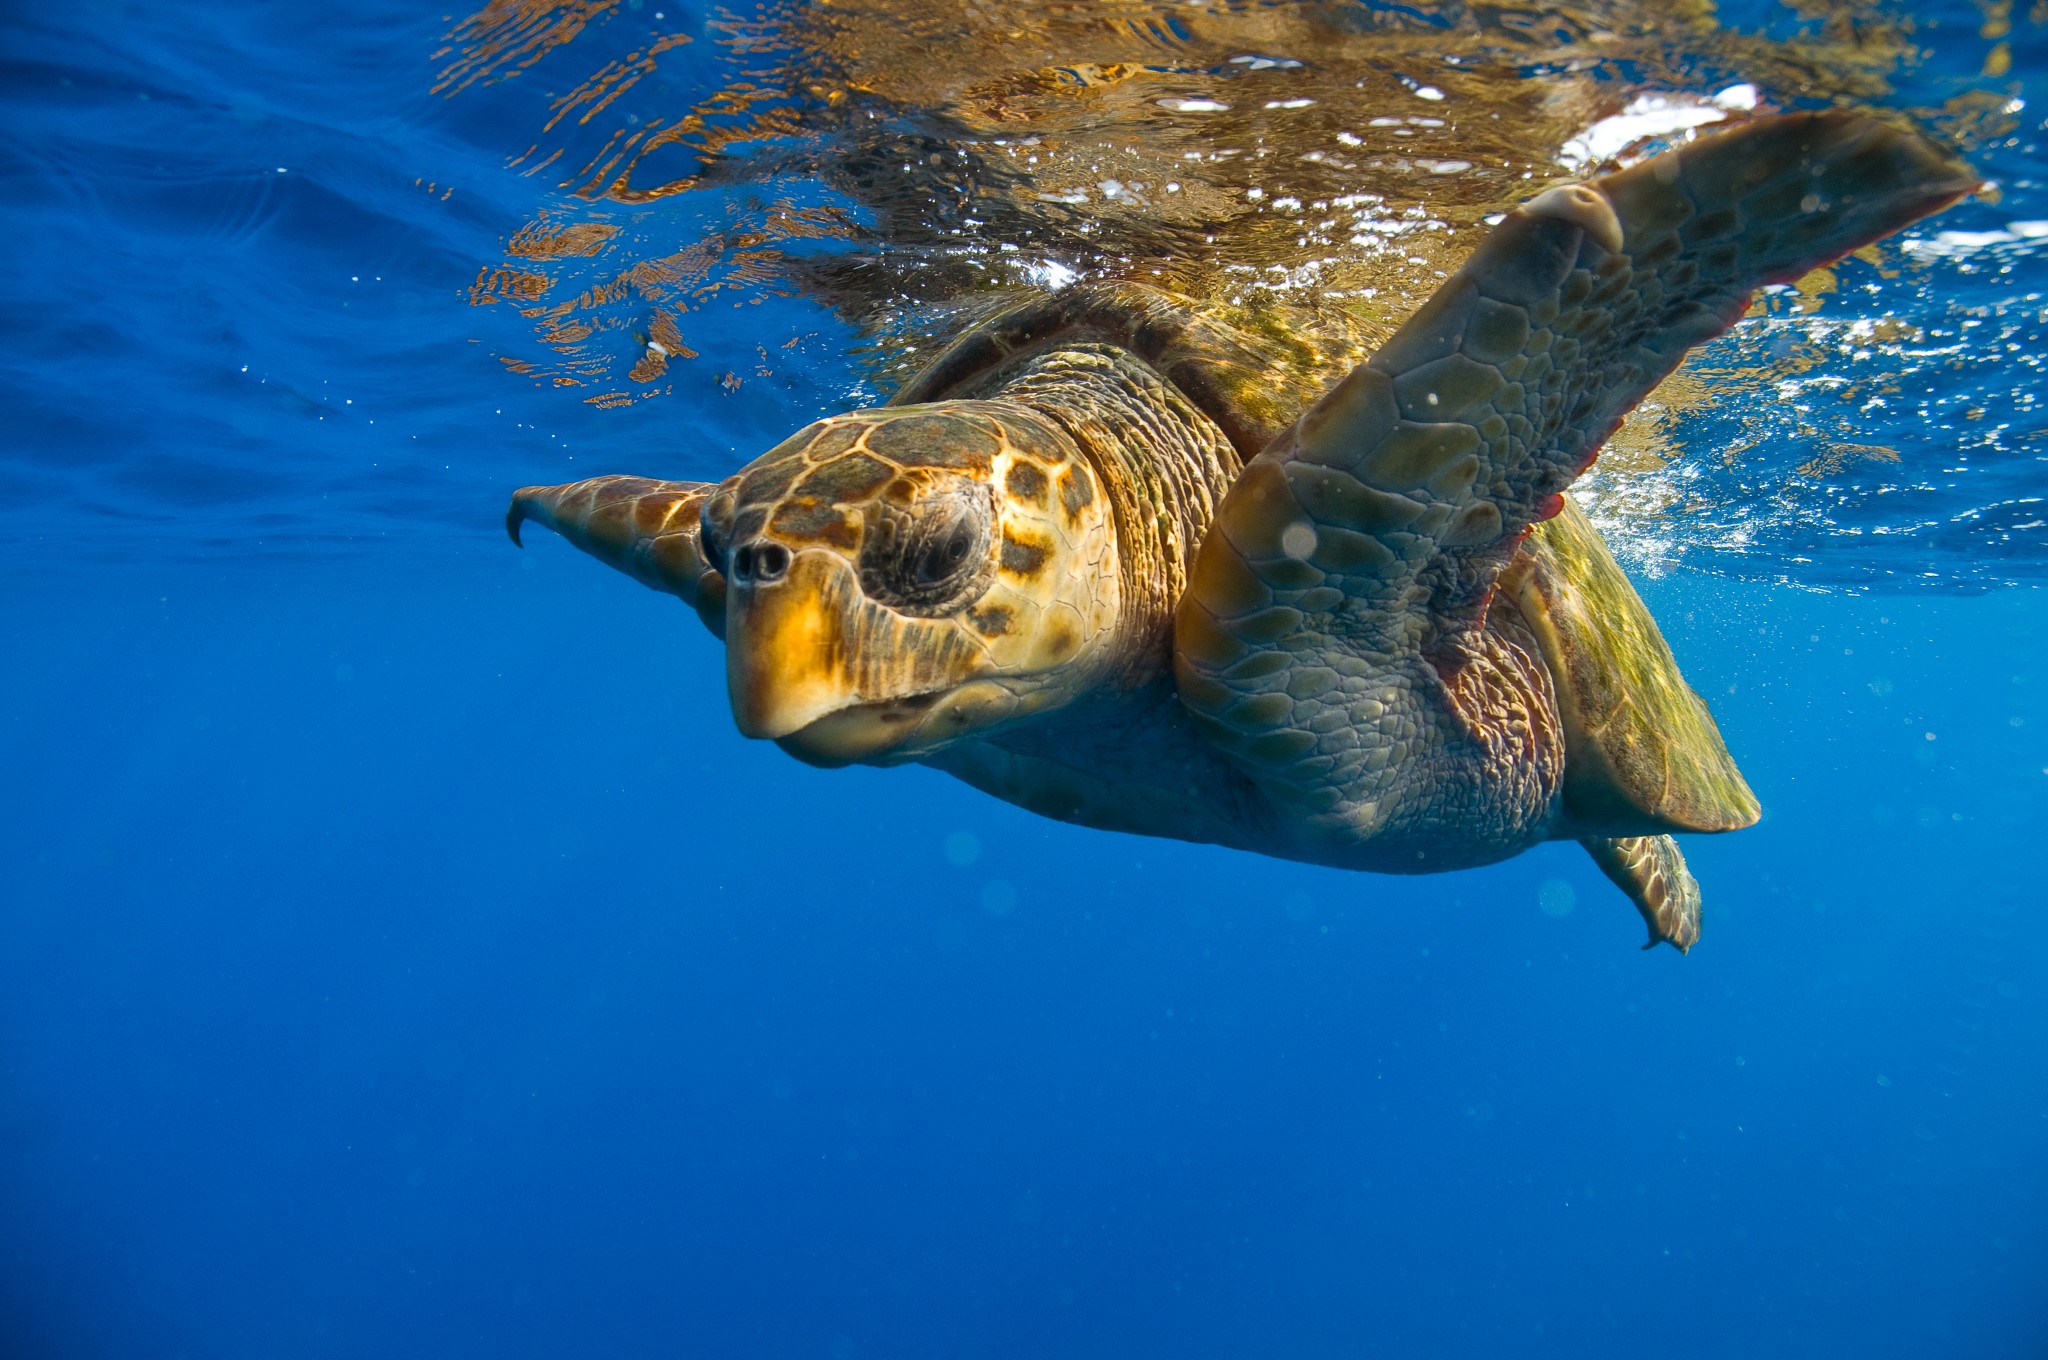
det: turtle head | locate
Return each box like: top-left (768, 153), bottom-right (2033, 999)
top-left (698, 402), bottom-right (1120, 766)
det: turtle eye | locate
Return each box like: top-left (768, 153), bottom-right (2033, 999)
top-left (698, 491), bottom-right (734, 575)
top-left (860, 483), bottom-right (994, 615)
top-left (699, 524), bottom-right (727, 574)
top-left (917, 521), bottom-right (977, 585)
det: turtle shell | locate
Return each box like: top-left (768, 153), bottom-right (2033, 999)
top-left (1501, 496), bottom-right (1761, 836)
top-left (891, 282), bottom-right (1367, 459)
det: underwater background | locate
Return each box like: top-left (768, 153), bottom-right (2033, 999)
top-left (4, 0), bottom-right (2046, 1355)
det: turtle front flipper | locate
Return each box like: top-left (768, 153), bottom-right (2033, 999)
top-left (508, 475), bottom-right (726, 637)
top-left (1249, 110), bottom-right (1976, 546)
top-left (1176, 112), bottom-right (1974, 871)
top-left (1582, 834), bottom-right (1701, 953)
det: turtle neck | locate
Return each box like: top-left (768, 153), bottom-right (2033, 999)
top-left (988, 343), bottom-right (1243, 686)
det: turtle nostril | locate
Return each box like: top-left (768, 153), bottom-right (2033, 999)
top-left (729, 540), bottom-right (789, 586)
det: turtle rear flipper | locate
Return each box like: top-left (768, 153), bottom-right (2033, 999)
top-left (1583, 834), bottom-right (1702, 953)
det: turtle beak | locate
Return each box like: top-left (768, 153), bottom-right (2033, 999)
top-left (724, 549), bottom-right (863, 741)
top-left (723, 540), bottom-right (988, 766)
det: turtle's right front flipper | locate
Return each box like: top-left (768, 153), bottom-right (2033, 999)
top-left (509, 475), bottom-right (727, 637)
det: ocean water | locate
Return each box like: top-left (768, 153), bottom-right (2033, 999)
top-left (4, 2), bottom-right (2046, 1357)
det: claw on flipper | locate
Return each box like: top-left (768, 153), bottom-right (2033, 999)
top-left (502, 475), bottom-right (728, 636)
top-left (506, 482), bottom-right (591, 553)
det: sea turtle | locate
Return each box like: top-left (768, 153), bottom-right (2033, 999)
top-left (508, 111), bottom-right (1972, 950)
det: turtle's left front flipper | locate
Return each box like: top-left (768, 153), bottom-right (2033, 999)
top-left (1181, 113), bottom-right (1977, 655)
top-left (1176, 110), bottom-right (1973, 879)
top-left (1232, 110), bottom-right (1977, 561)
top-left (1582, 834), bottom-right (1701, 953)
top-left (508, 475), bottom-right (727, 637)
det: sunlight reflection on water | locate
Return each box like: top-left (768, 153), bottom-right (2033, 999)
top-left (2, 0), bottom-right (2041, 589)
top-left (438, 0), bottom-right (2044, 590)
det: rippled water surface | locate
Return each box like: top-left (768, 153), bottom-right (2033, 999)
top-left (7, 0), bottom-right (2046, 583)
top-left (4, 2), bottom-right (2046, 1357)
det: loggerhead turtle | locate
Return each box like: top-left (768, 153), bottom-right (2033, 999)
top-left (508, 111), bottom-right (1973, 950)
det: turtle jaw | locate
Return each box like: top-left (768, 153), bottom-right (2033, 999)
top-left (775, 678), bottom-right (1063, 767)
top-left (725, 551), bottom-right (864, 743)
top-left (774, 694), bottom-right (940, 768)
top-left (725, 548), bottom-right (985, 761)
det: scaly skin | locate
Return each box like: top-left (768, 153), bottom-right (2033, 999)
top-left (1584, 834), bottom-right (1704, 952)
top-left (1175, 111), bottom-right (1974, 876)
top-left (511, 346), bottom-right (1233, 785)
top-left (507, 475), bottom-right (726, 636)
top-left (511, 111), bottom-right (1975, 950)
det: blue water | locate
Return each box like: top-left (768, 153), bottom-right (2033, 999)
top-left (4, 3), bottom-right (2046, 1357)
